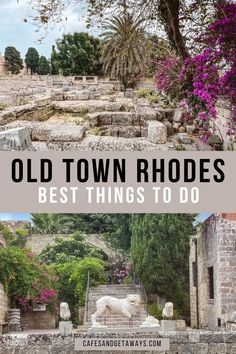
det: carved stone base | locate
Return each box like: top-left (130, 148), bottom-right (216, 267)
top-left (161, 320), bottom-right (176, 331)
top-left (59, 321), bottom-right (73, 334)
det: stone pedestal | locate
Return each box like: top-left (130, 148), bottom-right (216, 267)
top-left (59, 321), bottom-right (73, 334)
top-left (8, 309), bottom-right (21, 332)
top-left (161, 320), bottom-right (176, 331)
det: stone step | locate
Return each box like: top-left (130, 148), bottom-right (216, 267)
top-left (88, 291), bottom-right (142, 296)
top-left (84, 318), bottom-right (146, 324)
top-left (85, 284), bottom-right (148, 326)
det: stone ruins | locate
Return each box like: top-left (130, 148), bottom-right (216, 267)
top-left (190, 213), bottom-right (236, 331)
top-left (0, 74), bottom-right (234, 151)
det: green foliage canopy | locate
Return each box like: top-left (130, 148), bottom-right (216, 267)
top-left (131, 214), bottom-right (195, 317)
top-left (40, 232), bottom-right (108, 264)
top-left (37, 55), bottom-right (51, 75)
top-left (25, 47), bottom-right (40, 74)
top-left (0, 246), bottom-right (57, 308)
top-left (4, 46), bottom-right (23, 74)
top-left (53, 32), bottom-right (101, 76)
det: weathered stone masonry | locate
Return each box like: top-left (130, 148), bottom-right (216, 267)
top-left (1, 331), bottom-right (236, 354)
top-left (190, 213), bottom-right (236, 330)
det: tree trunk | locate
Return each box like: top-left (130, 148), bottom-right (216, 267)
top-left (159, 0), bottom-right (189, 60)
top-left (166, 0), bottom-right (189, 59)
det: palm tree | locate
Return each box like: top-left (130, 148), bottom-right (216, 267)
top-left (101, 14), bottom-right (151, 89)
top-left (29, 214), bottom-right (74, 234)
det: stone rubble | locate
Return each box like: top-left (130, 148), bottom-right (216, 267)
top-left (0, 75), bottom-right (231, 150)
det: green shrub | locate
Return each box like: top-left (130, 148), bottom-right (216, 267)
top-left (136, 88), bottom-right (153, 98)
top-left (174, 144), bottom-right (186, 151)
top-left (19, 97), bottom-right (31, 105)
top-left (0, 246), bottom-right (58, 308)
top-left (76, 106), bottom-right (89, 115)
top-left (0, 102), bottom-right (9, 111)
top-left (148, 303), bottom-right (163, 319)
top-left (88, 127), bottom-right (102, 136)
top-left (55, 257), bottom-right (106, 323)
top-left (147, 94), bottom-right (160, 104)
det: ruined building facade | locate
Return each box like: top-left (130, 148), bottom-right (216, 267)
top-left (190, 213), bottom-right (236, 330)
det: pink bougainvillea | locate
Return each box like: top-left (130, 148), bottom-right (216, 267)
top-left (155, 2), bottom-right (236, 141)
top-left (19, 288), bottom-right (57, 312)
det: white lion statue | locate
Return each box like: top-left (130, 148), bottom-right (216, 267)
top-left (140, 315), bottom-right (160, 327)
top-left (162, 302), bottom-right (174, 319)
top-left (60, 302), bottom-right (71, 321)
top-left (91, 294), bottom-right (141, 327)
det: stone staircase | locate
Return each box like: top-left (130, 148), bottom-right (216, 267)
top-left (84, 284), bottom-right (148, 327)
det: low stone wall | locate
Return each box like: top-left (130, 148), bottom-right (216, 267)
top-left (0, 331), bottom-right (236, 353)
top-left (21, 310), bottom-right (57, 331)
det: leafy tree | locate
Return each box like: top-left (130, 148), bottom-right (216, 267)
top-left (4, 46), bottom-right (23, 74)
top-left (36, 55), bottom-right (50, 75)
top-left (40, 231), bottom-right (108, 264)
top-left (54, 32), bottom-right (101, 76)
top-left (24, 1), bottom-right (230, 62)
top-left (101, 14), bottom-right (150, 88)
top-left (70, 257), bottom-right (106, 305)
top-left (55, 257), bottom-right (106, 323)
top-left (131, 214), bottom-right (196, 318)
top-left (106, 214), bottom-right (132, 251)
top-left (25, 47), bottom-right (40, 74)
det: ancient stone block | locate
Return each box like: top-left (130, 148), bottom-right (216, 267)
top-left (163, 120), bottom-right (174, 135)
top-left (111, 112), bottom-right (133, 126)
top-left (147, 121), bottom-right (167, 144)
top-left (178, 133), bottom-right (192, 144)
top-left (208, 343), bottom-right (227, 354)
top-left (173, 109), bottom-right (184, 123)
top-left (175, 320), bottom-right (187, 331)
top-left (48, 124), bottom-right (85, 142)
top-left (118, 126), bottom-right (141, 138)
top-left (189, 332), bottom-right (200, 343)
top-left (0, 127), bottom-right (32, 151)
top-left (186, 125), bottom-right (196, 134)
top-left (161, 320), bottom-right (176, 331)
top-left (136, 106), bottom-right (157, 125)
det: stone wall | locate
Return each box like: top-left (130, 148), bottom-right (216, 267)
top-left (0, 284), bottom-right (8, 323)
top-left (26, 234), bottom-right (61, 255)
top-left (0, 220), bottom-right (28, 232)
top-left (0, 233), bottom-right (8, 324)
top-left (0, 331), bottom-right (236, 353)
top-left (215, 99), bottom-right (235, 150)
top-left (189, 237), bottom-right (198, 328)
top-left (21, 310), bottom-right (57, 330)
top-left (25, 234), bottom-right (116, 258)
top-left (190, 213), bottom-right (236, 330)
